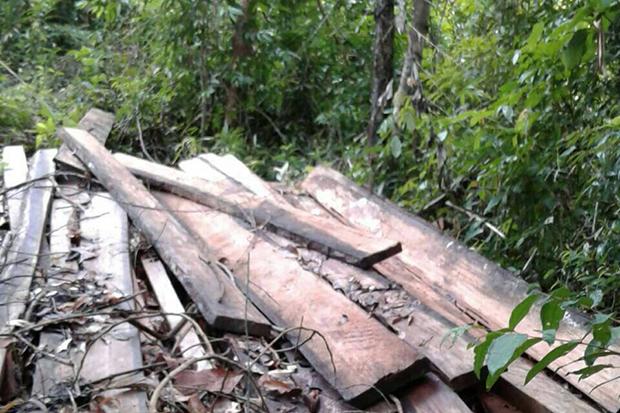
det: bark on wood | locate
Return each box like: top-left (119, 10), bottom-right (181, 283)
top-left (141, 256), bottom-right (212, 370)
top-left (1, 145), bottom-right (28, 228)
top-left (0, 149), bottom-right (56, 381)
top-left (301, 166), bottom-right (618, 412)
top-left (55, 108), bottom-right (115, 171)
top-left (155, 192), bottom-right (428, 407)
top-left (394, 0), bottom-right (430, 116)
top-left (57, 127), bottom-right (270, 336)
top-left (114, 152), bottom-right (401, 268)
top-left (367, 0), bottom-right (394, 148)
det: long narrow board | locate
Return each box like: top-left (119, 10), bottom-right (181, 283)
top-left (57, 127), bottom-right (270, 336)
top-left (1, 145), bottom-right (29, 228)
top-left (155, 192), bottom-right (428, 407)
top-left (114, 152), bottom-right (401, 268)
top-left (301, 166), bottom-right (619, 412)
top-left (0, 149), bottom-right (56, 381)
top-left (32, 199), bottom-right (81, 395)
top-left (75, 194), bottom-right (147, 410)
top-left (55, 108), bottom-right (115, 171)
top-left (141, 256), bottom-right (212, 370)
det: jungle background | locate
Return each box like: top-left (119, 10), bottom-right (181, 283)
top-left (1, 0), bottom-right (619, 341)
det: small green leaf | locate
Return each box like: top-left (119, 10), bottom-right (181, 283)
top-left (526, 22), bottom-right (544, 50)
top-left (570, 365), bottom-right (613, 380)
top-left (485, 337), bottom-right (541, 390)
top-left (487, 333), bottom-right (529, 376)
top-left (509, 293), bottom-right (539, 330)
top-left (525, 341), bottom-right (579, 384)
top-left (474, 332), bottom-right (501, 379)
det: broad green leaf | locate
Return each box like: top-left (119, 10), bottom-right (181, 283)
top-left (485, 337), bottom-right (541, 389)
top-left (561, 29), bottom-right (588, 70)
top-left (525, 341), bottom-right (579, 384)
top-left (526, 22), bottom-right (544, 50)
top-left (487, 333), bottom-right (529, 376)
top-left (389, 135), bottom-right (402, 158)
top-left (474, 332), bottom-right (502, 379)
top-left (540, 300), bottom-right (565, 343)
top-left (509, 293), bottom-right (539, 330)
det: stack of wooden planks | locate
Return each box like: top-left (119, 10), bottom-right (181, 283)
top-left (0, 108), bottom-right (615, 413)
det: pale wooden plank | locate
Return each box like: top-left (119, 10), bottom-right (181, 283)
top-left (2, 145), bottom-right (28, 228)
top-left (57, 127), bottom-right (270, 336)
top-left (302, 166), bottom-right (614, 412)
top-left (140, 256), bottom-right (212, 370)
top-left (77, 193), bottom-right (147, 411)
top-left (0, 149), bottom-right (56, 381)
top-left (114, 152), bottom-right (401, 268)
top-left (155, 192), bottom-right (428, 407)
top-left (55, 108), bottom-right (115, 171)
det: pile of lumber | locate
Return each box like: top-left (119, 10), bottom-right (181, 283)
top-left (0, 108), bottom-right (616, 412)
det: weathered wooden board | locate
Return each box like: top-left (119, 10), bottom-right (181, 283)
top-left (155, 192), bottom-right (428, 407)
top-left (32, 199), bottom-right (80, 395)
top-left (141, 256), bottom-right (212, 370)
top-left (301, 166), bottom-right (618, 412)
top-left (0, 149), bottom-right (56, 381)
top-left (58, 127), bottom-right (270, 336)
top-left (2, 145), bottom-right (29, 228)
top-left (55, 108), bottom-right (115, 171)
top-left (370, 373), bottom-right (473, 413)
top-left (78, 194), bottom-right (147, 410)
top-left (114, 152), bottom-right (401, 268)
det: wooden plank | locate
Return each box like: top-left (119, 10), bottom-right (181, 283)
top-left (32, 199), bottom-right (81, 395)
top-left (155, 192), bottom-right (428, 407)
top-left (0, 149), bottom-right (56, 381)
top-left (2, 145), bottom-right (29, 228)
top-left (55, 108), bottom-right (115, 171)
top-left (114, 152), bottom-right (401, 268)
top-left (301, 166), bottom-right (617, 412)
top-left (371, 373), bottom-right (472, 413)
top-left (141, 256), bottom-right (212, 370)
top-left (77, 193), bottom-right (147, 411)
top-left (57, 127), bottom-right (270, 336)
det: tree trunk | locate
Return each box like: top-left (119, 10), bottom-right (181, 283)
top-left (366, 0), bottom-right (395, 149)
top-left (394, 0), bottom-right (430, 117)
top-left (225, 0), bottom-right (255, 127)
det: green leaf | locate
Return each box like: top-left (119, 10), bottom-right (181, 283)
top-left (485, 337), bottom-right (541, 389)
top-left (509, 293), bottom-right (539, 330)
top-left (390, 135), bottom-right (402, 158)
top-left (540, 300), bottom-right (565, 343)
top-left (561, 29), bottom-right (588, 70)
top-left (487, 333), bottom-right (529, 376)
top-left (525, 341), bottom-right (579, 384)
top-left (474, 332), bottom-right (501, 379)
top-left (526, 22), bottom-right (544, 50)
top-left (570, 365), bottom-right (613, 380)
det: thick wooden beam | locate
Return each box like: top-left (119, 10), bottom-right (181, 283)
top-left (57, 127), bottom-right (270, 336)
top-left (301, 166), bottom-right (618, 412)
top-left (2, 145), bottom-right (29, 228)
top-left (114, 153), bottom-right (401, 268)
top-left (0, 149), bottom-right (56, 381)
top-left (55, 108), bottom-right (115, 171)
top-left (155, 192), bottom-right (428, 407)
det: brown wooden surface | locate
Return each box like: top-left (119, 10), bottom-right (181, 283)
top-left (57, 127), bottom-right (270, 336)
top-left (114, 152), bottom-right (401, 268)
top-left (55, 108), bottom-right (115, 171)
top-left (0, 149), bottom-right (56, 381)
top-left (78, 194), bottom-right (147, 410)
top-left (301, 166), bottom-right (617, 412)
top-left (1, 145), bottom-right (28, 228)
top-left (155, 192), bottom-right (428, 407)
top-left (141, 256), bottom-right (212, 370)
